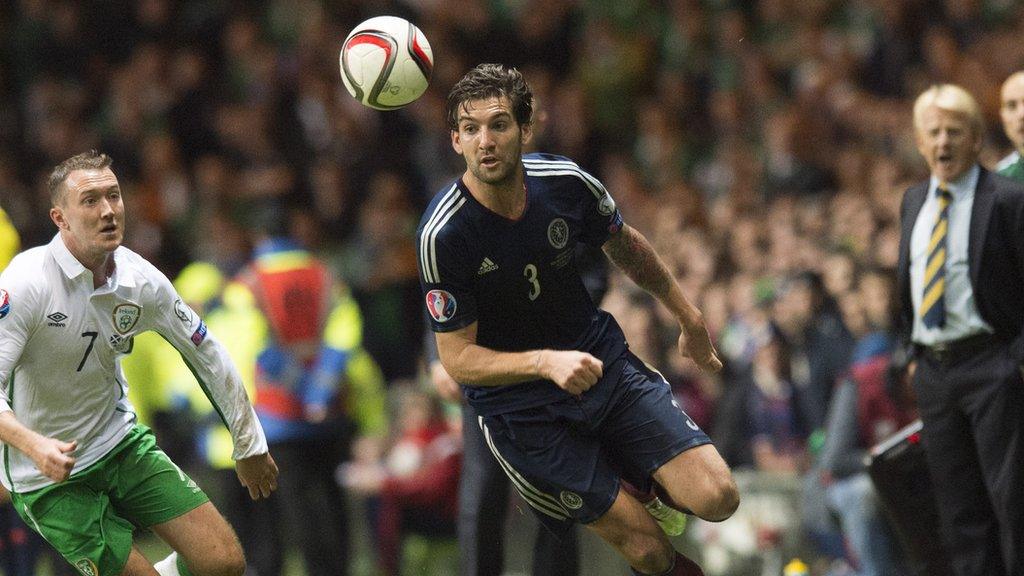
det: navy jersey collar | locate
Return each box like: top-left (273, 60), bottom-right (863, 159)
top-left (456, 173), bottom-right (530, 224)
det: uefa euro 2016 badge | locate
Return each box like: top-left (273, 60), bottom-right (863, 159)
top-left (426, 289), bottom-right (457, 322)
top-left (112, 303), bottom-right (141, 334)
top-left (191, 320), bottom-right (208, 347)
top-left (0, 289), bottom-right (10, 319)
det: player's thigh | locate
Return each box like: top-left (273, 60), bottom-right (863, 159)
top-left (478, 401), bottom-right (618, 527)
top-left (107, 426), bottom-right (210, 529)
top-left (107, 428), bottom-right (240, 571)
top-left (150, 501), bottom-right (244, 573)
top-left (601, 354), bottom-right (737, 520)
top-left (599, 353), bottom-right (712, 489)
top-left (11, 479), bottom-right (134, 576)
top-left (652, 443), bottom-right (737, 521)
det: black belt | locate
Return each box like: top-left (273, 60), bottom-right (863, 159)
top-left (916, 333), bottom-right (999, 365)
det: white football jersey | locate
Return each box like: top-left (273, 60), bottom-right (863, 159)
top-left (0, 235), bottom-right (267, 492)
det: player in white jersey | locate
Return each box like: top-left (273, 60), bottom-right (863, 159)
top-left (0, 151), bottom-right (278, 576)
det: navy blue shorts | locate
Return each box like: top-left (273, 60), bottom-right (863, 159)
top-left (478, 351), bottom-right (711, 527)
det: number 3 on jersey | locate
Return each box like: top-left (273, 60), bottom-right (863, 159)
top-left (523, 264), bottom-right (541, 301)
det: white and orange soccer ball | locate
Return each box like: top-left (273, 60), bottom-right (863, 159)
top-left (340, 16), bottom-right (433, 110)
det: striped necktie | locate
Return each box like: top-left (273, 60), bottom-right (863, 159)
top-left (921, 185), bottom-right (952, 328)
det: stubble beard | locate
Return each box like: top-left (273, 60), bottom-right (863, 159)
top-left (470, 157), bottom-right (516, 187)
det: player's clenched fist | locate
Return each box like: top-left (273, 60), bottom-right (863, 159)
top-left (31, 437), bottom-right (77, 483)
top-left (537, 350), bottom-right (604, 396)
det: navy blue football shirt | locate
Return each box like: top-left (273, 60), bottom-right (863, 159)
top-left (417, 153), bottom-right (629, 415)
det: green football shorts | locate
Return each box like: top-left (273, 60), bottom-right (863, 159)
top-left (11, 424), bottom-right (209, 576)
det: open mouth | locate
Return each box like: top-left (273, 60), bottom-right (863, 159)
top-left (480, 156), bottom-right (499, 168)
top-left (100, 224), bottom-right (118, 234)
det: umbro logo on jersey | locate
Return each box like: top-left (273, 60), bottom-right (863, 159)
top-left (47, 312), bottom-right (68, 327)
top-left (477, 257), bottom-right (499, 275)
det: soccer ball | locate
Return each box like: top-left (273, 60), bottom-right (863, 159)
top-left (340, 16), bottom-right (433, 110)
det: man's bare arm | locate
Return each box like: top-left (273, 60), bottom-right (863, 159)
top-left (435, 322), bottom-right (603, 395)
top-left (0, 411), bottom-right (77, 482)
top-left (602, 224), bottom-right (722, 371)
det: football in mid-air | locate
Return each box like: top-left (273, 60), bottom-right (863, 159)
top-left (340, 16), bottom-right (433, 110)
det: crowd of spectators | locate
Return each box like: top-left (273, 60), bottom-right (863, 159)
top-left (3, 0), bottom-right (1024, 574)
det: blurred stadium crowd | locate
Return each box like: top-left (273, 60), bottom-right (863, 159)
top-left (2, 0), bottom-right (1024, 575)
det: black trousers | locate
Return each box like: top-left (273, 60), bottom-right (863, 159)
top-left (217, 438), bottom-right (350, 576)
top-left (459, 402), bottom-right (579, 576)
top-left (913, 340), bottom-right (1024, 576)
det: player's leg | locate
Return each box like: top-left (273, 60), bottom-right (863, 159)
top-left (584, 486), bottom-right (672, 573)
top-left (479, 401), bottom-right (697, 575)
top-left (462, 404), bottom-right (581, 576)
top-left (149, 502), bottom-right (244, 576)
top-left (620, 480), bottom-right (687, 536)
top-left (108, 427), bottom-right (243, 576)
top-left (10, 470), bottom-right (136, 576)
top-left (121, 547), bottom-right (159, 575)
top-left (652, 444), bottom-right (738, 522)
top-left (584, 487), bottom-right (705, 576)
top-left (600, 354), bottom-right (738, 524)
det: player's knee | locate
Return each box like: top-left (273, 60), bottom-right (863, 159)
top-left (222, 548), bottom-right (246, 576)
top-left (190, 539), bottom-right (245, 576)
top-left (217, 542), bottom-right (246, 576)
top-left (207, 556), bottom-right (246, 576)
top-left (697, 473), bottom-right (739, 522)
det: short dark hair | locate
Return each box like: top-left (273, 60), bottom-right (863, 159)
top-left (445, 63), bottom-right (533, 131)
top-left (49, 150), bottom-right (113, 206)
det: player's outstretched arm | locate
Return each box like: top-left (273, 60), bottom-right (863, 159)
top-left (0, 411), bottom-right (77, 483)
top-left (436, 323), bottom-right (603, 395)
top-left (602, 224), bottom-right (722, 372)
top-left (235, 451), bottom-right (279, 500)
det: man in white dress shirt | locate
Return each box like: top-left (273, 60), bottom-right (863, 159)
top-left (896, 85), bottom-right (1024, 576)
top-left (0, 151), bottom-right (278, 576)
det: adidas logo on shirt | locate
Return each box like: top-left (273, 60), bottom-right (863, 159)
top-left (477, 257), bottom-right (499, 275)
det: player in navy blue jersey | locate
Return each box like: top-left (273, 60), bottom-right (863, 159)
top-left (417, 64), bottom-right (739, 576)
